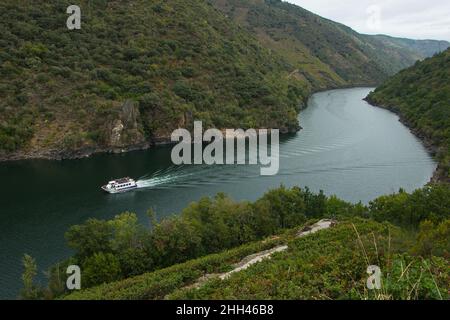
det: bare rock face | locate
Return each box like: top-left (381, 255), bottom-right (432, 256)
top-left (110, 119), bottom-right (125, 146)
top-left (109, 100), bottom-right (145, 148)
top-left (121, 100), bottom-right (139, 129)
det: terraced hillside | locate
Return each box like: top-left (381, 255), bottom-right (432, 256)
top-left (63, 218), bottom-right (448, 300)
top-left (17, 184), bottom-right (449, 300)
top-left (209, 0), bottom-right (449, 89)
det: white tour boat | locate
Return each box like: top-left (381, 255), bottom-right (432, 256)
top-left (101, 177), bottom-right (138, 194)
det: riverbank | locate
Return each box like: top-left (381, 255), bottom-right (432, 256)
top-left (0, 84), bottom-right (378, 163)
top-left (365, 49), bottom-right (449, 184)
top-left (364, 96), bottom-right (447, 184)
top-left (0, 138), bottom-right (167, 162)
top-left (0, 87), bottom-right (437, 299)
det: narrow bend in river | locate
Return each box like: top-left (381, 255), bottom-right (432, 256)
top-left (0, 87), bottom-right (436, 298)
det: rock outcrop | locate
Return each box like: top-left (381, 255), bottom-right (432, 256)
top-left (108, 100), bottom-right (146, 152)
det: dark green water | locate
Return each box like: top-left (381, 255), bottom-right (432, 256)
top-left (0, 88), bottom-right (436, 299)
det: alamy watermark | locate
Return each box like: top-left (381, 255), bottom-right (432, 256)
top-left (66, 5), bottom-right (81, 30)
top-left (66, 265), bottom-right (81, 290)
top-left (366, 5), bottom-right (382, 31)
top-left (171, 121), bottom-right (279, 176)
top-left (366, 265), bottom-right (382, 290)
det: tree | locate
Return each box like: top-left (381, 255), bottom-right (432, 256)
top-left (65, 218), bottom-right (113, 261)
top-left (257, 186), bottom-right (307, 229)
top-left (108, 212), bottom-right (146, 252)
top-left (20, 254), bottom-right (42, 300)
top-left (82, 252), bottom-right (122, 288)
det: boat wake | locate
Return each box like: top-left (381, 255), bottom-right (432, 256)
top-left (135, 163), bottom-right (259, 190)
top-left (136, 165), bottom-right (187, 189)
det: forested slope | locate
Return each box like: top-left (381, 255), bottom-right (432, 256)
top-left (1, 0), bottom-right (447, 160)
top-left (0, 0), bottom-right (305, 159)
top-left (18, 185), bottom-right (450, 300)
top-left (367, 49), bottom-right (450, 182)
top-left (209, 0), bottom-right (448, 88)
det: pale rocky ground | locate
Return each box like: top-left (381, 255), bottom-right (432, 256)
top-left (179, 219), bottom-right (337, 292)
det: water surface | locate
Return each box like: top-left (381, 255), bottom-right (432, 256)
top-left (0, 88), bottom-right (436, 298)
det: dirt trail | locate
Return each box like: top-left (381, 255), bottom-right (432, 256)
top-left (183, 219), bottom-right (336, 290)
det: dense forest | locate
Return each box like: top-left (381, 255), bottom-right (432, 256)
top-left (0, 0), bottom-right (306, 158)
top-left (0, 0), bottom-right (448, 160)
top-left (20, 184), bottom-right (449, 300)
top-left (367, 49), bottom-right (450, 182)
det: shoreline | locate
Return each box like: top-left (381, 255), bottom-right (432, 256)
top-left (363, 96), bottom-right (446, 184)
top-left (0, 137), bottom-right (178, 163)
top-left (3, 85), bottom-right (441, 183)
top-left (0, 85), bottom-right (379, 163)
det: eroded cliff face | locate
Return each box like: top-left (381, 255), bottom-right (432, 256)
top-left (110, 120), bottom-right (125, 146)
top-left (0, 100), bottom-right (152, 161)
top-left (108, 100), bottom-right (146, 152)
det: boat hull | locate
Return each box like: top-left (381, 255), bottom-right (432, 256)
top-left (101, 185), bottom-right (138, 194)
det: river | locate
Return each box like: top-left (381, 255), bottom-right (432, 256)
top-left (0, 87), bottom-right (436, 299)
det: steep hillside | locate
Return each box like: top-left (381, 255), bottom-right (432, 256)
top-left (0, 0), bottom-right (306, 160)
top-left (62, 218), bottom-right (449, 300)
top-left (209, 0), bottom-right (447, 87)
top-left (370, 35), bottom-right (450, 58)
top-left (167, 220), bottom-right (448, 300)
top-left (1, 0), bottom-right (447, 161)
top-left (19, 184), bottom-right (450, 299)
top-left (366, 49), bottom-right (450, 182)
